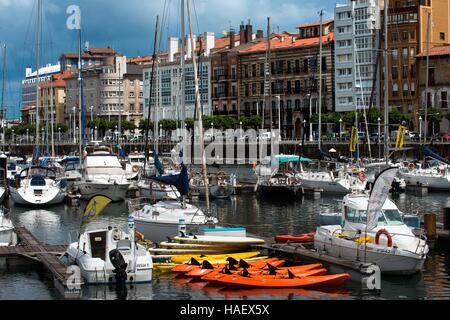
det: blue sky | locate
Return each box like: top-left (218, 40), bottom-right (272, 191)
top-left (0, 0), bottom-right (336, 119)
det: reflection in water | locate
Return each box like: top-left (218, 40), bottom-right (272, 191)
top-left (1, 191), bottom-right (450, 300)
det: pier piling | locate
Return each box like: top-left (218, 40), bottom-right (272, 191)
top-left (424, 213), bottom-right (437, 241)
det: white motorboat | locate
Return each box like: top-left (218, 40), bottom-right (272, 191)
top-left (0, 208), bottom-right (16, 246)
top-left (0, 187), bottom-right (6, 203)
top-left (9, 167), bottom-right (67, 206)
top-left (78, 150), bottom-right (131, 202)
top-left (125, 152), bottom-right (155, 181)
top-left (66, 223), bottom-right (153, 284)
top-left (399, 162), bottom-right (450, 190)
top-left (314, 193), bottom-right (429, 275)
top-left (131, 199), bottom-right (217, 244)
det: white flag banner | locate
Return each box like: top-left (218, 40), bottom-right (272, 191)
top-left (66, 5), bottom-right (81, 30)
top-left (366, 167), bottom-right (399, 230)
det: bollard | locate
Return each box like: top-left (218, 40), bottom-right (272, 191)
top-left (424, 213), bottom-right (437, 240)
top-left (443, 207), bottom-right (450, 233)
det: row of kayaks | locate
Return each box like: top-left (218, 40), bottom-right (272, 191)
top-left (171, 257), bottom-right (350, 289)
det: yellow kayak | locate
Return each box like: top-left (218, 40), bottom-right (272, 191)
top-left (171, 251), bottom-right (261, 264)
top-left (154, 263), bottom-right (178, 273)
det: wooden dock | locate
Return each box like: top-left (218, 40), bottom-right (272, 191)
top-left (0, 227), bottom-right (83, 299)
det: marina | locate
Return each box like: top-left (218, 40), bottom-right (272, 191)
top-left (1, 0), bottom-right (450, 305)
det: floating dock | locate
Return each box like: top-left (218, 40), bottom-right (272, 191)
top-left (0, 228), bottom-right (83, 299)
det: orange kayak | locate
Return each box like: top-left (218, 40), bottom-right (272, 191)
top-left (203, 273), bottom-right (350, 288)
top-left (171, 258), bottom-right (281, 274)
top-left (185, 259), bottom-right (287, 278)
top-left (275, 233), bottom-right (315, 244)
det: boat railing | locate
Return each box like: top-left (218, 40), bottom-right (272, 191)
top-left (328, 228), bottom-right (429, 256)
top-left (127, 198), bottom-right (155, 213)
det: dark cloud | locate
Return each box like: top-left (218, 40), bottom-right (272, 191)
top-left (0, 0), bottom-right (334, 119)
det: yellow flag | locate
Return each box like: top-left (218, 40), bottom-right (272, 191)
top-left (395, 125), bottom-right (407, 149)
top-left (80, 195), bottom-right (113, 232)
top-left (350, 127), bottom-right (357, 152)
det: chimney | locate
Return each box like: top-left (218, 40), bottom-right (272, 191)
top-left (230, 30), bottom-right (236, 49)
top-left (245, 20), bottom-right (253, 43)
top-left (204, 32), bottom-right (215, 57)
top-left (26, 66), bottom-right (32, 78)
top-left (256, 30), bottom-right (264, 39)
top-left (239, 22), bottom-right (246, 45)
top-left (169, 37), bottom-right (178, 62)
top-left (187, 34), bottom-right (197, 59)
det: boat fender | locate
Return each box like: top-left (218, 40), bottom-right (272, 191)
top-left (375, 229), bottom-right (393, 247)
top-left (132, 165), bottom-right (140, 173)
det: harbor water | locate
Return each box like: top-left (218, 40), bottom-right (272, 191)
top-left (1, 188), bottom-right (449, 300)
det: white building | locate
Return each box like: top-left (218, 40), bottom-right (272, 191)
top-left (21, 62), bottom-right (61, 107)
top-left (335, 0), bottom-right (380, 112)
top-left (143, 32), bottom-right (214, 122)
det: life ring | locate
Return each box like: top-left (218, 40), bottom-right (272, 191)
top-left (358, 172), bottom-right (366, 183)
top-left (352, 166), bottom-right (359, 174)
top-left (132, 165), bottom-right (140, 173)
top-left (375, 229), bottom-right (393, 247)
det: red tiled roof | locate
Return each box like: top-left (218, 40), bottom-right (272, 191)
top-left (87, 47), bottom-right (115, 54)
top-left (239, 33), bottom-right (335, 54)
top-left (61, 47), bottom-right (116, 59)
top-left (21, 105), bottom-right (36, 112)
top-left (40, 70), bottom-right (77, 88)
top-left (298, 20), bottom-right (334, 28)
top-left (416, 45), bottom-right (450, 58)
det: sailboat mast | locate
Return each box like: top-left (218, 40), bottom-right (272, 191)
top-left (153, 17), bottom-right (161, 155)
top-left (384, 0), bottom-right (389, 166)
top-left (35, 0), bottom-right (42, 150)
top-left (1, 44), bottom-right (6, 151)
top-left (78, 26), bottom-right (86, 164)
top-left (318, 10), bottom-right (323, 151)
top-left (143, 16), bottom-right (160, 177)
top-left (187, 0), bottom-right (210, 213)
top-left (262, 18), bottom-right (271, 130)
top-left (50, 79), bottom-right (55, 157)
top-left (351, 0), bottom-right (360, 163)
top-left (424, 11), bottom-right (431, 145)
top-left (181, 0), bottom-right (187, 159)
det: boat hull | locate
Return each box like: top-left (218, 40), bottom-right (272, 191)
top-left (78, 182), bottom-right (130, 202)
top-left (0, 229), bottom-right (14, 246)
top-left (9, 186), bottom-right (66, 206)
top-left (135, 219), bottom-right (212, 244)
top-left (192, 185), bottom-right (233, 199)
top-left (400, 171), bottom-right (450, 190)
top-left (258, 185), bottom-right (301, 198)
top-left (314, 232), bottom-right (426, 275)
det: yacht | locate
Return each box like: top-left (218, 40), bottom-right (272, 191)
top-left (125, 152), bottom-right (155, 181)
top-left (66, 224), bottom-right (153, 284)
top-left (399, 162), bottom-right (450, 190)
top-left (137, 178), bottom-right (180, 201)
top-left (314, 193), bottom-right (429, 275)
top-left (78, 149), bottom-right (131, 202)
top-left (9, 167), bottom-right (67, 206)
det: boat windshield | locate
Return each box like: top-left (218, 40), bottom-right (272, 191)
top-left (345, 207), bottom-right (404, 226)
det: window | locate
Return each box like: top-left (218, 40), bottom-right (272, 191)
top-left (403, 47), bottom-right (409, 59)
top-left (391, 32), bottom-right (398, 42)
top-left (411, 82), bottom-right (416, 97)
top-left (410, 31), bottom-right (416, 40)
top-left (402, 65), bottom-right (409, 79)
top-left (440, 32), bottom-right (445, 41)
top-left (442, 91), bottom-right (448, 109)
top-left (393, 83), bottom-right (399, 97)
top-left (403, 83), bottom-right (409, 97)
top-left (392, 66), bottom-right (398, 79)
top-left (410, 47), bottom-right (416, 58)
top-left (392, 48), bottom-right (398, 60)
top-left (402, 31), bottom-right (409, 41)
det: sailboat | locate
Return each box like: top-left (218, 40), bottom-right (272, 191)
top-left (190, 170), bottom-right (233, 199)
top-left (66, 195), bottom-right (153, 284)
top-left (314, 168), bottom-right (429, 274)
top-left (9, 0), bottom-right (66, 207)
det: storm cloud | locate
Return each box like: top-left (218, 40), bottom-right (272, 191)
top-left (0, 0), bottom-right (335, 118)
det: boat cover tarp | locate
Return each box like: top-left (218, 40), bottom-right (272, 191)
top-left (274, 155), bottom-right (312, 165)
top-left (146, 163), bottom-right (189, 196)
top-left (154, 152), bottom-right (165, 175)
top-left (423, 146), bottom-right (450, 165)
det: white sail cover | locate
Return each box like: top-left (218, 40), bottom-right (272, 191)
top-left (366, 167), bottom-right (399, 230)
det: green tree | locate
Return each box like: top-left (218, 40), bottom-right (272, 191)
top-left (389, 109), bottom-right (403, 124)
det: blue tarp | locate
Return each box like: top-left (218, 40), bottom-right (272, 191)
top-left (423, 145), bottom-right (450, 165)
top-left (146, 163), bottom-right (189, 196)
top-left (275, 155), bottom-right (312, 165)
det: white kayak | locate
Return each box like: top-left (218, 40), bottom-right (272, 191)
top-left (149, 248), bottom-right (238, 255)
top-left (173, 235), bottom-right (265, 246)
top-left (159, 241), bottom-right (249, 250)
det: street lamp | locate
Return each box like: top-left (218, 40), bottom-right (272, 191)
top-left (276, 96), bottom-right (281, 139)
top-left (12, 129), bottom-right (14, 144)
top-left (378, 117), bottom-right (381, 160)
top-left (159, 124), bottom-right (163, 141)
top-left (339, 118), bottom-right (343, 143)
top-left (95, 126), bottom-right (98, 141)
top-left (240, 121), bottom-right (243, 139)
top-left (58, 127), bottom-right (61, 142)
top-left (26, 128), bottom-right (29, 144)
top-left (90, 105), bottom-right (94, 142)
top-left (419, 116), bottom-right (423, 145)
